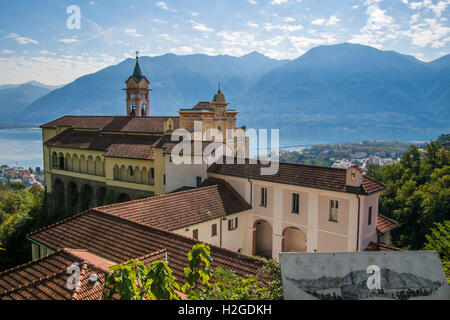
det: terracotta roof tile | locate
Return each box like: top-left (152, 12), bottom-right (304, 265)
top-left (28, 210), bottom-right (265, 284)
top-left (377, 214), bottom-right (399, 233)
top-left (45, 129), bottom-right (160, 160)
top-left (95, 182), bottom-right (251, 230)
top-left (365, 242), bottom-right (405, 252)
top-left (208, 157), bottom-right (386, 195)
top-left (40, 116), bottom-right (179, 133)
top-left (0, 249), bottom-right (110, 300)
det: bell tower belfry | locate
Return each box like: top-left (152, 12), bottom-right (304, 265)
top-left (125, 51), bottom-right (151, 117)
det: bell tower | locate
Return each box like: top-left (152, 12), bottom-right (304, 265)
top-left (125, 51), bottom-right (151, 117)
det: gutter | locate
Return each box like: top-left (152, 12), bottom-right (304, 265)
top-left (356, 193), bottom-right (361, 252)
top-left (248, 178), bottom-right (252, 206)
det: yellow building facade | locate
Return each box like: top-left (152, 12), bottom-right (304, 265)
top-left (40, 55), bottom-right (242, 213)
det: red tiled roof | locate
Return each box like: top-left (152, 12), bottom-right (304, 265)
top-left (208, 158), bottom-right (386, 195)
top-left (44, 129), bottom-right (161, 160)
top-left (27, 210), bottom-right (265, 284)
top-left (95, 183), bottom-right (251, 230)
top-left (40, 116), bottom-right (179, 133)
top-left (365, 242), bottom-right (405, 252)
top-left (0, 249), bottom-right (110, 300)
top-left (377, 214), bottom-right (399, 233)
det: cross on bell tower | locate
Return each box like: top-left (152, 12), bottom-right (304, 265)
top-left (124, 51), bottom-right (151, 117)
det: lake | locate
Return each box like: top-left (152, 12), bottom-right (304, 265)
top-left (0, 128), bottom-right (325, 170)
top-left (0, 128), bottom-right (43, 169)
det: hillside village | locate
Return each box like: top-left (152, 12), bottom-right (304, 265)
top-left (0, 56), bottom-right (414, 300)
top-left (0, 165), bottom-right (43, 187)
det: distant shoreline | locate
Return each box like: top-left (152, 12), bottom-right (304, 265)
top-left (0, 124), bottom-right (36, 130)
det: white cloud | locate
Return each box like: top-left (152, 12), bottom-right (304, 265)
top-left (289, 33), bottom-right (337, 52)
top-left (124, 29), bottom-right (142, 37)
top-left (190, 20), bottom-right (214, 33)
top-left (0, 54), bottom-right (116, 86)
top-left (1, 49), bottom-right (14, 55)
top-left (58, 38), bottom-right (79, 44)
top-left (410, 13), bottom-right (420, 23)
top-left (247, 21), bottom-right (259, 28)
top-left (190, 12), bottom-right (199, 16)
top-left (160, 34), bottom-right (178, 42)
top-left (5, 33), bottom-right (38, 45)
top-left (403, 18), bottom-right (450, 48)
top-left (284, 17), bottom-right (296, 22)
top-left (156, 1), bottom-right (168, 10)
top-left (271, 0), bottom-right (288, 4)
top-left (311, 18), bottom-right (326, 26)
top-left (326, 15), bottom-right (340, 26)
top-left (248, 0), bottom-right (257, 4)
top-left (264, 23), bottom-right (303, 32)
top-left (39, 50), bottom-right (55, 55)
top-left (428, 0), bottom-right (450, 17)
top-left (153, 18), bottom-right (167, 24)
top-left (170, 46), bottom-right (194, 54)
top-left (364, 5), bottom-right (395, 31)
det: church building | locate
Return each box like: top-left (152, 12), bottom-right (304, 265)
top-left (36, 53), bottom-right (393, 263)
top-left (40, 53), bottom-right (239, 213)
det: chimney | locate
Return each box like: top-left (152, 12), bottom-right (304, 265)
top-left (346, 164), bottom-right (363, 187)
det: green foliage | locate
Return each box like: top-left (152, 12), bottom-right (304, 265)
top-left (368, 135), bottom-right (450, 250)
top-left (105, 259), bottom-right (180, 300)
top-left (182, 243), bottom-right (213, 293)
top-left (257, 259), bottom-right (284, 300)
top-left (104, 188), bottom-right (119, 205)
top-left (424, 221), bottom-right (450, 283)
top-left (188, 267), bottom-right (260, 300)
top-left (280, 140), bottom-right (423, 166)
top-left (0, 184), bottom-right (46, 270)
top-left (106, 244), bottom-right (279, 300)
top-left (424, 221), bottom-right (450, 262)
top-left (9, 182), bottom-right (26, 191)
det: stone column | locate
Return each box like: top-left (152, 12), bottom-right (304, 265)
top-left (272, 187), bottom-right (283, 260)
top-left (307, 193), bottom-right (319, 252)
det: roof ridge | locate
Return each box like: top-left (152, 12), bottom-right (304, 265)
top-left (0, 267), bottom-right (70, 297)
top-left (216, 156), bottom-right (350, 171)
top-left (377, 213), bottom-right (398, 225)
top-left (363, 174), bottom-right (387, 188)
top-left (70, 262), bottom-right (89, 300)
top-left (27, 210), bottom-right (91, 239)
top-left (88, 210), bottom-right (265, 264)
top-left (203, 177), bottom-right (252, 211)
top-left (95, 185), bottom-right (219, 212)
top-left (136, 248), bottom-right (168, 262)
top-left (62, 248), bottom-right (115, 273)
top-left (0, 248), bottom-right (65, 277)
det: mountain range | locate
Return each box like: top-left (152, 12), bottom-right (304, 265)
top-left (2, 43), bottom-right (449, 143)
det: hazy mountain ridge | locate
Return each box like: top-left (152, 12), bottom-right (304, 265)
top-left (0, 82), bottom-right (56, 123)
top-left (4, 43), bottom-right (450, 142)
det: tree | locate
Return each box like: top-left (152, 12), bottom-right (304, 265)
top-left (0, 184), bottom-right (45, 270)
top-left (374, 135), bottom-right (450, 250)
top-left (9, 182), bottom-right (26, 191)
top-left (106, 259), bottom-right (181, 300)
top-left (105, 243), bottom-right (276, 300)
top-left (424, 221), bottom-right (450, 283)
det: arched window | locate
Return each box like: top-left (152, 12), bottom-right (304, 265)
top-left (128, 166), bottom-right (134, 177)
top-left (141, 103), bottom-right (146, 115)
top-left (52, 152), bottom-right (58, 169)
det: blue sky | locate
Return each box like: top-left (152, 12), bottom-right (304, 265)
top-left (0, 0), bottom-right (449, 85)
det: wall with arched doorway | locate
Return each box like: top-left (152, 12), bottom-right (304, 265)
top-left (253, 219), bottom-right (273, 259)
top-left (282, 226), bottom-right (307, 252)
